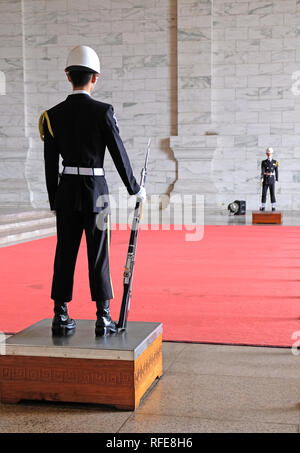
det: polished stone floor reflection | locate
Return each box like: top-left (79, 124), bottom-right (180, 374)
top-left (0, 341), bottom-right (299, 433)
top-left (205, 210), bottom-right (300, 226)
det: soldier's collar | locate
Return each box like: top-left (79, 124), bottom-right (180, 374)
top-left (70, 90), bottom-right (91, 96)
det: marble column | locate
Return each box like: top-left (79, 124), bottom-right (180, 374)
top-left (170, 0), bottom-right (217, 208)
top-left (0, 0), bottom-right (31, 209)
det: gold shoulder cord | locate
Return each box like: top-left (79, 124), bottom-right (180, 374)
top-left (38, 110), bottom-right (54, 141)
top-left (276, 161), bottom-right (279, 167)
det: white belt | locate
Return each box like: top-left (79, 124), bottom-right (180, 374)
top-left (264, 172), bottom-right (275, 176)
top-left (63, 166), bottom-right (105, 176)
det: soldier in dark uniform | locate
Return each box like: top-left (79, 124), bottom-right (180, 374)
top-left (260, 147), bottom-right (279, 212)
top-left (39, 46), bottom-right (146, 336)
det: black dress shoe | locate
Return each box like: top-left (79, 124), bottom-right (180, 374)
top-left (95, 300), bottom-right (117, 336)
top-left (260, 207), bottom-right (265, 211)
top-left (272, 207), bottom-right (276, 211)
top-left (52, 301), bottom-right (76, 335)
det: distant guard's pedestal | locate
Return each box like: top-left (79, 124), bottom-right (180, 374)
top-left (252, 211), bottom-right (282, 224)
top-left (0, 319), bottom-right (163, 410)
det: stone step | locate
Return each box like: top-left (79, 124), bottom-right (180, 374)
top-left (0, 210), bottom-right (56, 247)
top-left (0, 210), bottom-right (53, 224)
top-left (0, 216), bottom-right (55, 234)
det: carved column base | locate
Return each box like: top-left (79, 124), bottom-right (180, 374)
top-left (170, 136), bottom-right (218, 209)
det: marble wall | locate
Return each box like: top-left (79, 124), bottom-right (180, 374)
top-left (0, 0), bottom-right (300, 212)
top-left (22, 0), bottom-right (178, 209)
top-left (211, 0), bottom-right (300, 210)
top-left (0, 0), bottom-right (31, 208)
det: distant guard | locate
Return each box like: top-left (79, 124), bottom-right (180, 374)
top-left (260, 147), bottom-right (279, 212)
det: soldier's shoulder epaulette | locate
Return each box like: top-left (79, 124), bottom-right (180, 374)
top-left (38, 110), bottom-right (54, 142)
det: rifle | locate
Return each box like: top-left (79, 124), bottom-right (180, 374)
top-left (117, 139), bottom-right (151, 331)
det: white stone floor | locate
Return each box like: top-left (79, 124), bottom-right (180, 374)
top-left (0, 341), bottom-right (300, 433)
top-left (205, 209), bottom-right (300, 226)
top-left (1, 208), bottom-right (300, 250)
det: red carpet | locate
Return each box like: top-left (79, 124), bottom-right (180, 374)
top-left (1, 225), bottom-right (300, 347)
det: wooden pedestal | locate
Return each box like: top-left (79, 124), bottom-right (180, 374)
top-left (252, 211), bottom-right (282, 224)
top-left (0, 319), bottom-right (163, 410)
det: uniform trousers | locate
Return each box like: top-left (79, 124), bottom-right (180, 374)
top-left (261, 182), bottom-right (276, 204)
top-left (51, 209), bottom-right (114, 303)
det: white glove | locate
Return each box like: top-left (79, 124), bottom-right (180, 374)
top-left (136, 186), bottom-right (146, 202)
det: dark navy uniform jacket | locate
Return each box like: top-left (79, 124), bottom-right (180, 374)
top-left (42, 93), bottom-right (140, 212)
top-left (261, 158), bottom-right (279, 185)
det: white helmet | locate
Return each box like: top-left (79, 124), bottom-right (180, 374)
top-left (266, 147), bottom-right (274, 154)
top-left (65, 46), bottom-right (100, 74)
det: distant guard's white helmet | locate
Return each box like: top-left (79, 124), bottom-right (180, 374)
top-left (65, 46), bottom-right (100, 74)
top-left (266, 147), bottom-right (274, 154)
